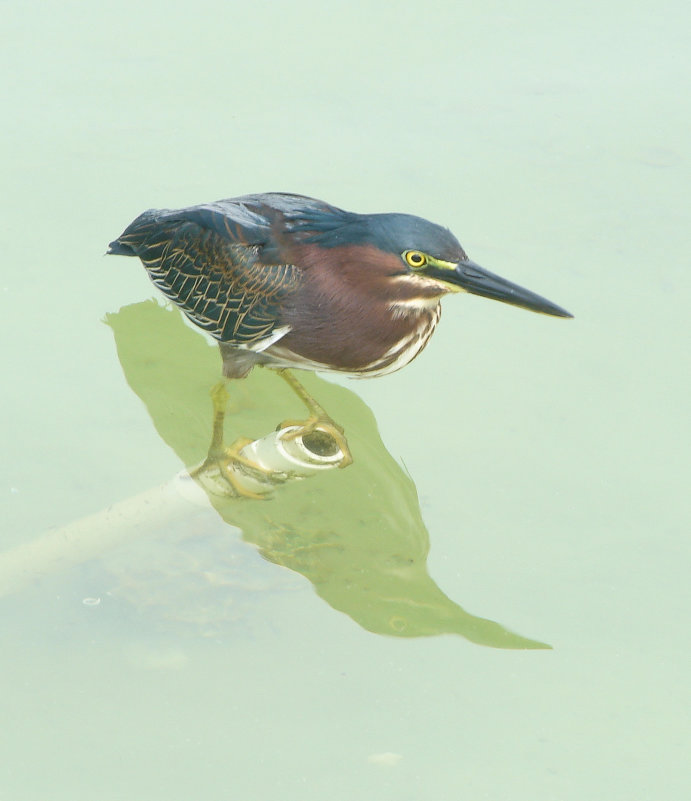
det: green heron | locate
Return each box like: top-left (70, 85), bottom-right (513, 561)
top-left (108, 193), bottom-right (572, 484)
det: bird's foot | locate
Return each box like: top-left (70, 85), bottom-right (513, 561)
top-left (191, 437), bottom-right (275, 500)
top-left (278, 416), bottom-right (353, 468)
top-left (276, 370), bottom-right (352, 467)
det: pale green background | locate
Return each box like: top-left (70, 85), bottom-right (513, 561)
top-left (1, 1), bottom-right (689, 799)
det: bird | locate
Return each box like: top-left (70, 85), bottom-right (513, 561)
top-left (108, 193), bottom-right (572, 485)
top-left (108, 192), bottom-right (572, 380)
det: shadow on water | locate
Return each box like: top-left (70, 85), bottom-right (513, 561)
top-left (102, 300), bottom-right (549, 649)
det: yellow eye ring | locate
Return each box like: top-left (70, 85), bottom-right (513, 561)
top-left (404, 250), bottom-right (427, 268)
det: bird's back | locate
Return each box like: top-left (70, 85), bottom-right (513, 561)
top-left (107, 196), bottom-right (304, 346)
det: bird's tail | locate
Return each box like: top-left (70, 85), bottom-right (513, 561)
top-left (106, 238), bottom-right (136, 256)
top-left (107, 209), bottom-right (164, 256)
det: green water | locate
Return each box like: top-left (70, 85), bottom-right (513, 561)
top-left (1, 1), bottom-right (688, 799)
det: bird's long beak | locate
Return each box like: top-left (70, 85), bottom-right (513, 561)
top-left (442, 259), bottom-right (573, 318)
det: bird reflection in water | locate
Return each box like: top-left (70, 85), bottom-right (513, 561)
top-left (105, 300), bottom-right (554, 649)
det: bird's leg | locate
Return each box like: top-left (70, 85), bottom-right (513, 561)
top-left (190, 381), bottom-right (273, 499)
top-left (276, 370), bottom-right (352, 467)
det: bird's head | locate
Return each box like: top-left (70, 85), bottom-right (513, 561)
top-left (371, 212), bottom-right (573, 318)
top-left (285, 202), bottom-right (572, 318)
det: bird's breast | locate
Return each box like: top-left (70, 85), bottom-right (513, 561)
top-left (266, 303), bottom-right (441, 377)
top-left (355, 304), bottom-right (441, 377)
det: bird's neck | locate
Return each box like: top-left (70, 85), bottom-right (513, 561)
top-left (385, 273), bottom-right (446, 320)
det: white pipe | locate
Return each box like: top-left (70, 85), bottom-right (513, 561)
top-left (0, 423), bottom-right (348, 598)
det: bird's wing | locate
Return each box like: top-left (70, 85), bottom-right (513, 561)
top-left (111, 202), bottom-right (301, 346)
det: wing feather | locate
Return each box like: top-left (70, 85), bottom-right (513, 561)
top-left (113, 209), bottom-right (300, 346)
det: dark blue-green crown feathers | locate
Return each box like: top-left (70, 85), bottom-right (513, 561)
top-left (283, 203), bottom-right (466, 262)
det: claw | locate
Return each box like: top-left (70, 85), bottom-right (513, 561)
top-left (192, 370), bottom-right (353, 500)
top-left (190, 382), bottom-right (275, 499)
top-left (279, 417), bottom-right (352, 467)
top-left (191, 436), bottom-right (276, 500)
top-left (276, 370), bottom-right (353, 467)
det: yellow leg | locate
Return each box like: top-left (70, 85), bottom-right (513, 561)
top-left (276, 370), bottom-right (353, 467)
top-left (190, 381), bottom-right (273, 499)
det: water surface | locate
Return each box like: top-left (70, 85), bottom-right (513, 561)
top-left (1, 1), bottom-right (688, 799)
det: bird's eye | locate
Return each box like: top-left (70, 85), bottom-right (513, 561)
top-left (404, 250), bottom-right (427, 268)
